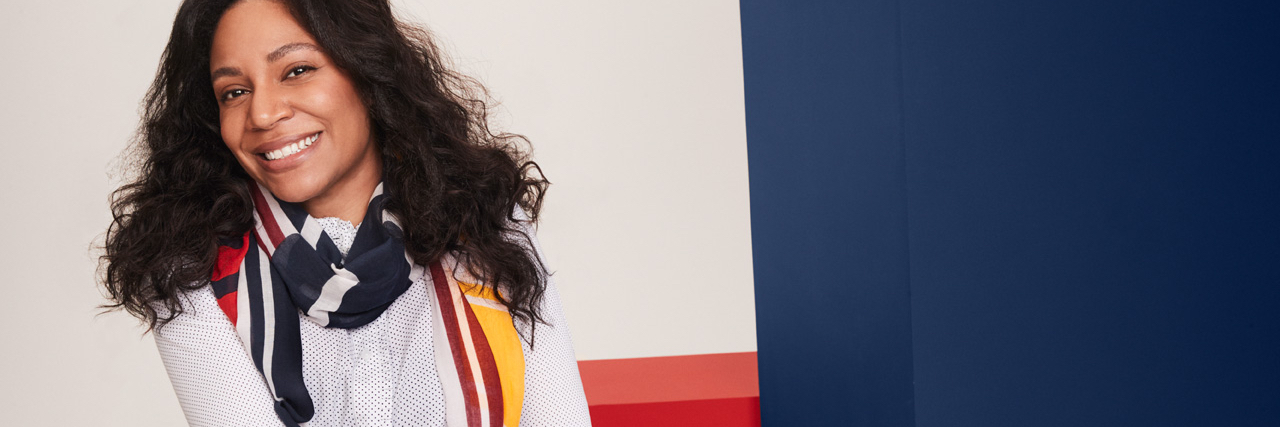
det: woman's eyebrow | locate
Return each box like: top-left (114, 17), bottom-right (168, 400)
top-left (210, 42), bottom-right (320, 81)
top-left (211, 66), bottom-right (241, 81)
top-left (267, 42), bottom-right (320, 63)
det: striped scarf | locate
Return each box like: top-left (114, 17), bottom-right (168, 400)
top-left (209, 181), bottom-right (525, 427)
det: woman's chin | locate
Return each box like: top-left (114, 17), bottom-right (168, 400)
top-left (256, 177), bottom-right (324, 205)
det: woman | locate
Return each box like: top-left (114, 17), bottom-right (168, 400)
top-left (100, 0), bottom-right (590, 425)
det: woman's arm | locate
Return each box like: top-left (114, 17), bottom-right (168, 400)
top-left (152, 286), bottom-right (286, 427)
top-left (513, 216), bottom-right (593, 426)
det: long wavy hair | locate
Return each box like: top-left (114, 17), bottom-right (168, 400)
top-left (101, 0), bottom-right (549, 333)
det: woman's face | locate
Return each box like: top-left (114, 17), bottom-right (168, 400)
top-left (210, 0), bottom-right (381, 214)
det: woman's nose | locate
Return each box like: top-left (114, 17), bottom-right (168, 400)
top-left (248, 85), bottom-right (293, 130)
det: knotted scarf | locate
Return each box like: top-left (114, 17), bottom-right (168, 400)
top-left (210, 181), bottom-right (526, 427)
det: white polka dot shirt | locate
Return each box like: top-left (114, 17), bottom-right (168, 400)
top-left (153, 218), bottom-right (591, 426)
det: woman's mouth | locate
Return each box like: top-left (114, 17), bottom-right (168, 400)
top-left (262, 132), bottom-right (320, 161)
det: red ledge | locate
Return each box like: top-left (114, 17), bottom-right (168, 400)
top-left (588, 397), bottom-right (761, 427)
top-left (578, 352), bottom-right (760, 426)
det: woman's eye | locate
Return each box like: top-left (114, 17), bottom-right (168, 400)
top-left (286, 66), bottom-right (316, 78)
top-left (222, 89), bottom-right (248, 101)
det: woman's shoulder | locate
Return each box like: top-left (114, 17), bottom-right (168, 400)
top-left (151, 283), bottom-right (233, 329)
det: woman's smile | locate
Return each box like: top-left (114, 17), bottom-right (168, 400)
top-left (254, 131), bottom-right (322, 173)
top-left (260, 131), bottom-right (320, 161)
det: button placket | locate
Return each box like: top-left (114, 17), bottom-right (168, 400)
top-left (351, 318), bottom-right (393, 426)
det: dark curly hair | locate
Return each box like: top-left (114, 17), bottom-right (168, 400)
top-left (101, 0), bottom-right (549, 333)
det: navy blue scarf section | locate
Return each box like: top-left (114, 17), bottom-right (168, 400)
top-left (210, 182), bottom-right (414, 426)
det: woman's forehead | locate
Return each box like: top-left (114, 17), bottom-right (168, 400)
top-left (210, 0), bottom-right (317, 67)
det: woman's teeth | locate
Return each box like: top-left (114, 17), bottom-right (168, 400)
top-left (264, 133), bottom-right (318, 160)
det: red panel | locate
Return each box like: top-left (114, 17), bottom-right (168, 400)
top-left (216, 292), bottom-right (238, 325)
top-left (578, 352), bottom-right (758, 405)
top-left (211, 233), bottom-right (249, 281)
top-left (589, 397), bottom-right (760, 427)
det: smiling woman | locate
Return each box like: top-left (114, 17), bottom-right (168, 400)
top-left (99, 0), bottom-right (589, 426)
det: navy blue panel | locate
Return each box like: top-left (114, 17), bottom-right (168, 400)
top-left (740, 0), bottom-right (916, 425)
top-left (900, 1), bottom-right (1280, 426)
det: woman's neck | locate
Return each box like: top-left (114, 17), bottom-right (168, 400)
top-left (301, 150), bottom-right (383, 224)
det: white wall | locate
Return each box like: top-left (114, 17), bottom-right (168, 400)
top-left (0, 0), bottom-right (752, 425)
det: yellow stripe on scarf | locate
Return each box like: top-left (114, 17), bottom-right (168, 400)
top-left (461, 283), bottom-right (525, 427)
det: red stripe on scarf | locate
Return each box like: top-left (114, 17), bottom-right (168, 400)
top-left (248, 183), bottom-right (286, 248)
top-left (430, 261), bottom-right (483, 427)
top-left (462, 292), bottom-right (505, 427)
top-left (212, 232), bottom-right (251, 281)
top-left (217, 292), bottom-right (239, 325)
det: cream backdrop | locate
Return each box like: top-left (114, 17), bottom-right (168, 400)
top-left (0, 0), bottom-right (753, 424)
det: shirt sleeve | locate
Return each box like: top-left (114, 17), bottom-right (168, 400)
top-left (513, 215), bottom-right (594, 427)
top-left (152, 286), bottom-right (287, 427)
